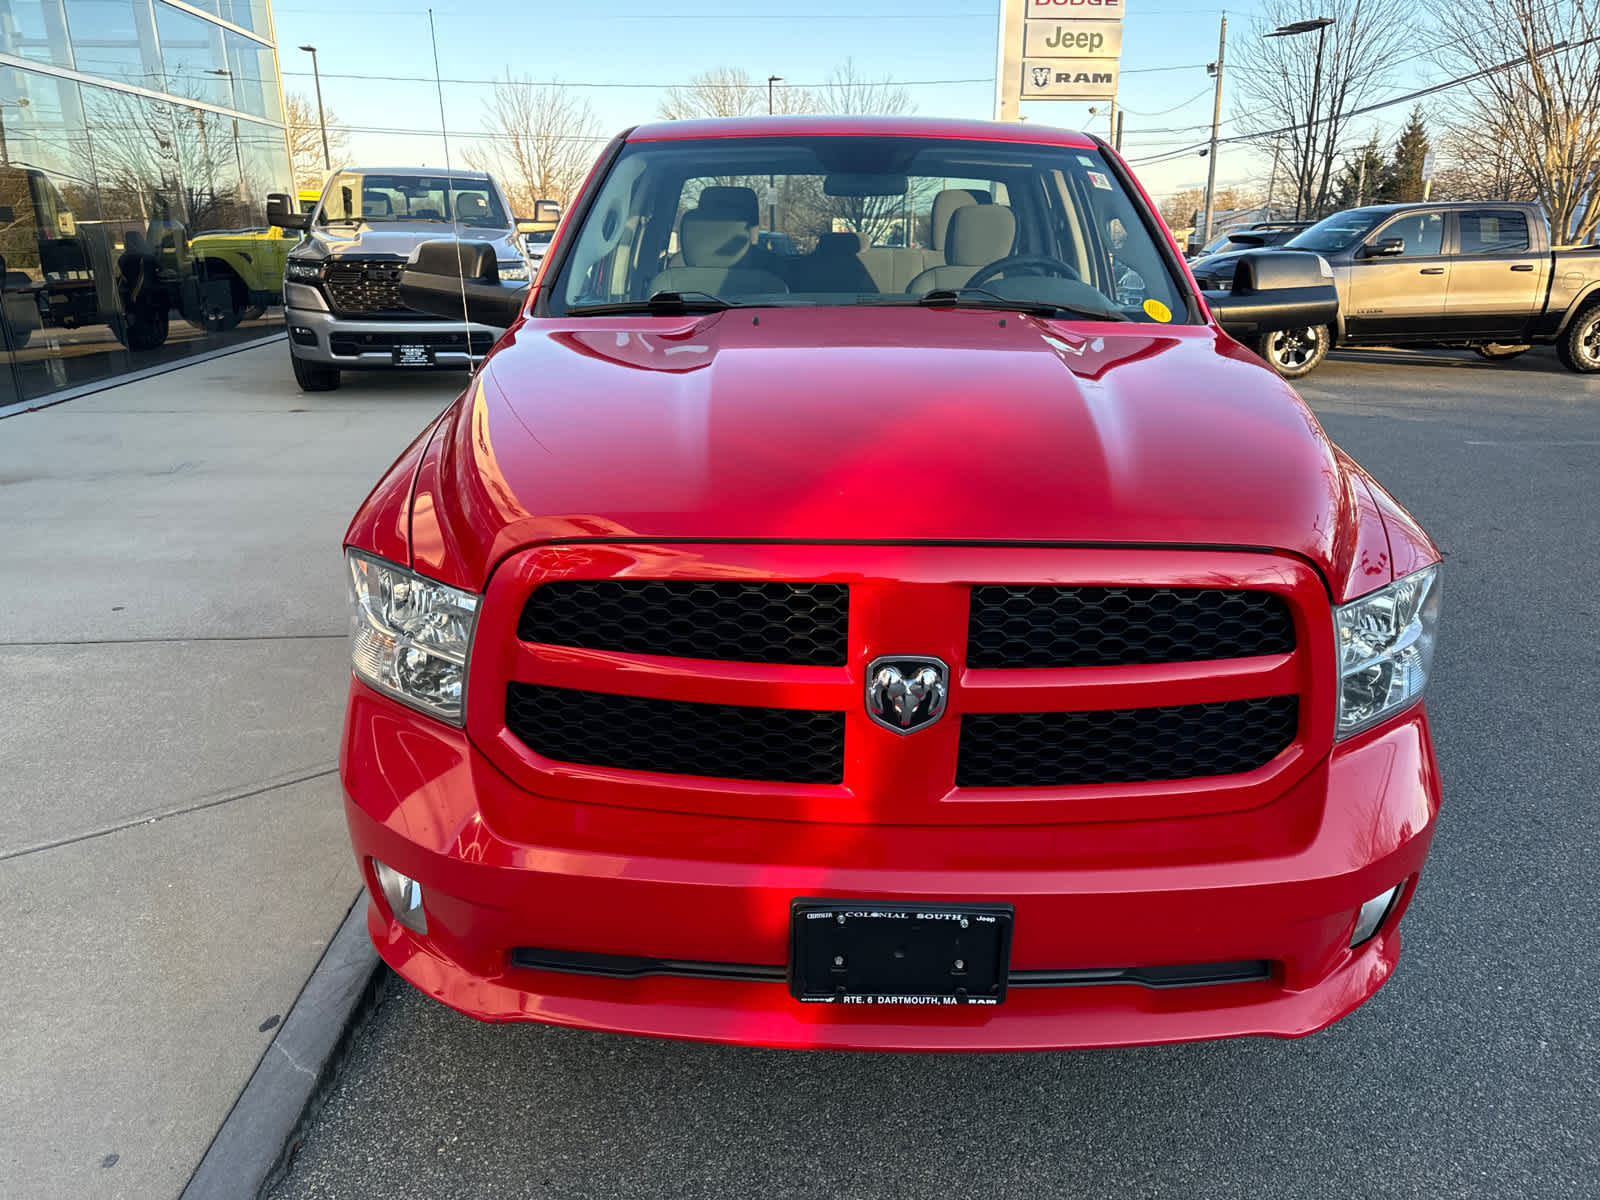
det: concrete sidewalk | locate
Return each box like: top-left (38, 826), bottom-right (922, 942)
top-left (0, 343), bottom-right (465, 1197)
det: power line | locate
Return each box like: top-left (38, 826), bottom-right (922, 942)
top-left (1127, 31), bottom-right (1600, 166)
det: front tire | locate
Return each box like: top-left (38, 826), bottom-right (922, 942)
top-left (1556, 302), bottom-right (1600, 373)
top-left (291, 352), bottom-right (340, 392)
top-left (1474, 343), bottom-right (1530, 361)
top-left (1255, 324), bottom-right (1330, 380)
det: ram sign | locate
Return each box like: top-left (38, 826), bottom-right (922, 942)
top-left (1021, 60), bottom-right (1119, 98)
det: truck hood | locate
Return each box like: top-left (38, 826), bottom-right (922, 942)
top-left (417, 306), bottom-right (1359, 588)
top-left (301, 221), bottom-right (523, 262)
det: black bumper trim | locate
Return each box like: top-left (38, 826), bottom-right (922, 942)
top-left (510, 948), bottom-right (1271, 990)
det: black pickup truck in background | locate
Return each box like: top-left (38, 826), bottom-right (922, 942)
top-left (1191, 202), bottom-right (1600, 378)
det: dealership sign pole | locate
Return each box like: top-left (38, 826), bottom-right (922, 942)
top-left (998, 0), bottom-right (1125, 121)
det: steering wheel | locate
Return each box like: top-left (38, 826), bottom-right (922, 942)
top-left (965, 254), bottom-right (1082, 290)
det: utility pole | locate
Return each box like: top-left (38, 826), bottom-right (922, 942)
top-left (1201, 14), bottom-right (1227, 248)
top-left (1264, 137), bottom-right (1281, 218)
top-left (299, 44), bottom-right (330, 170)
top-left (1356, 152), bottom-right (1367, 206)
top-left (1114, 109), bottom-right (1124, 153)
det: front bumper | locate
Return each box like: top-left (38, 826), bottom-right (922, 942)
top-left (341, 681), bottom-right (1441, 1050)
top-left (285, 302), bottom-right (500, 370)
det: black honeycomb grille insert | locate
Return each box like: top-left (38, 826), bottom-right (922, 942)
top-left (519, 580), bottom-right (848, 665)
top-left (968, 586), bottom-right (1295, 668)
top-left (324, 259), bottom-right (408, 315)
top-left (956, 696), bottom-right (1299, 787)
top-left (506, 684), bottom-right (844, 783)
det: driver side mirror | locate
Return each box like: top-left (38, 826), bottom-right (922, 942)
top-left (267, 193), bottom-right (308, 231)
top-left (1207, 250), bottom-right (1339, 339)
top-left (1361, 237), bottom-right (1405, 259)
top-left (399, 240), bottom-right (528, 328)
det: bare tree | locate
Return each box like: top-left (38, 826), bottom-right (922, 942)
top-left (658, 67), bottom-right (816, 120)
top-left (461, 76), bottom-right (602, 213)
top-left (815, 59), bottom-right (917, 116)
top-left (285, 92), bottom-right (349, 188)
top-left (1231, 0), bottom-right (1412, 220)
top-left (1427, 0), bottom-right (1600, 243)
top-left (1429, 121), bottom-right (1540, 204)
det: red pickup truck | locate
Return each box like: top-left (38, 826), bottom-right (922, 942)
top-left (340, 117), bottom-right (1443, 1050)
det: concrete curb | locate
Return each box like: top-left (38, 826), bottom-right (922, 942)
top-left (180, 892), bottom-right (389, 1200)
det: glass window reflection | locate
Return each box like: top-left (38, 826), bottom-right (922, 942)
top-left (155, 2), bottom-right (232, 108)
top-left (0, 0), bottom-right (76, 69)
top-left (60, 0), bottom-right (162, 90)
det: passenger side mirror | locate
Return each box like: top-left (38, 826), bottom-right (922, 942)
top-left (1362, 237), bottom-right (1405, 259)
top-left (267, 193), bottom-right (308, 231)
top-left (532, 199), bottom-right (561, 223)
top-left (1207, 250), bottom-right (1339, 339)
top-left (399, 239), bottom-right (528, 328)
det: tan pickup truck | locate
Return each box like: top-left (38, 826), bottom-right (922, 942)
top-left (1189, 202), bottom-right (1600, 377)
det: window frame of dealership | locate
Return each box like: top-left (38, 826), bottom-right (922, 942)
top-left (0, 0), bottom-right (293, 406)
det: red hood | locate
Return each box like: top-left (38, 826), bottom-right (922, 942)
top-left (411, 307), bottom-right (1362, 592)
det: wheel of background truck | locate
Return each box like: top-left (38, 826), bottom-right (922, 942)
top-left (116, 305), bottom-right (170, 352)
top-left (188, 271), bottom-right (247, 334)
top-left (241, 304), bottom-right (266, 322)
top-left (1474, 343), bottom-right (1531, 360)
top-left (1556, 302), bottom-right (1600, 373)
top-left (1255, 324), bottom-right (1330, 380)
top-left (291, 352), bottom-right (340, 392)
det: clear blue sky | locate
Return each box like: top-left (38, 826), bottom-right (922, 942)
top-left (268, 0), bottom-right (1430, 205)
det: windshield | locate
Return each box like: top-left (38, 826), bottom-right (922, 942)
top-left (1287, 210), bottom-right (1386, 254)
top-left (550, 135), bottom-right (1190, 323)
top-left (318, 172), bottom-right (508, 228)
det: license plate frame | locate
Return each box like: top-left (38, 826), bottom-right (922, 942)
top-left (393, 344), bottom-right (436, 367)
top-left (790, 899), bottom-right (1013, 1007)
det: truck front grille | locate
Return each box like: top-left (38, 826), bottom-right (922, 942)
top-left (477, 546), bottom-right (1330, 823)
top-left (324, 258), bottom-right (409, 316)
top-left (968, 585), bottom-right (1294, 668)
top-left (519, 580), bottom-right (848, 665)
top-left (956, 696), bottom-right (1299, 788)
top-left (505, 683), bottom-right (845, 783)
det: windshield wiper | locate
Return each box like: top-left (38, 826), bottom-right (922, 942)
top-left (915, 287), bottom-right (1130, 322)
top-left (566, 290), bottom-right (742, 316)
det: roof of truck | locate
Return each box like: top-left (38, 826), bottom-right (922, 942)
top-left (625, 115), bottom-right (1099, 149)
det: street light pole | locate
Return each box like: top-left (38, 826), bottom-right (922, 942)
top-left (767, 75), bottom-right (781, 232)
top-left (1266, 17), bottom-right (1334, 222)
top-left (1200, 14), bottom-right (1227, 248)
top-left (299, 44), bottom-right (330, 171)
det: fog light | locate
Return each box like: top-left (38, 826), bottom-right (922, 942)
top-left (1350, 884), bottom-right (1401, 947)
top-left (372, 858), bottom-right (427, 934)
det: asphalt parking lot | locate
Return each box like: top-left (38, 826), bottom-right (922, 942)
top-left (270, 346), bottom-right (1600, 1200)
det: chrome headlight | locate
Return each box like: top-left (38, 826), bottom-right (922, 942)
top-left (347, 550), bottom-right (479, 725)
top-left (1335, 565), bottom-right (1441, 739)
top-left (285, 259), bottom-right (321, 284)
top-left (497, 260), bottom-right (530, 282)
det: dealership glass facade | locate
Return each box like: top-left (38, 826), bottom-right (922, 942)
top-left (0, 0), bottom-right (291, 405)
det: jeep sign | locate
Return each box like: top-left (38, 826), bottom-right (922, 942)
top-left (1023, 19), bottom-right (1122, 57)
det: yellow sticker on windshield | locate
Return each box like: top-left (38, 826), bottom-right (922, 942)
top-left (1143, 299), bottom-right (1173, 323)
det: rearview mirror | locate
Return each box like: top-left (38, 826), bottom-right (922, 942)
top-left (824, 173), bottom-right (908, 197)
top-left (267, 192), bottom-right (308, 231)
top-left (399, 239), bottom-right (528, 328)
top-left (1207, 250), bottom-right (1339, 339)
top-left (1362, 237), bottom-right (1405, 259)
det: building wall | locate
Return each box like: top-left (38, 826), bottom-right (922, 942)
top-left (0, 0), bottom-right (292, 405)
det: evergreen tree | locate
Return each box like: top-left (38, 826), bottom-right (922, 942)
top-left (1380, 105), bottom-right (1431, 202)
top-left (1333, 135), bottom-right (1387, 209)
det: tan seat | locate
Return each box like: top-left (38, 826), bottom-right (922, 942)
top-left (856, 188), bottom-right (993, 293)
top-left (649, 210), bottom-right (788, 297)
top-left (905, 205), bottom-right (1017, 293)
